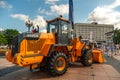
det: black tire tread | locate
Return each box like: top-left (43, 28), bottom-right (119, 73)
top-left (81, 50), bottom-right (93, 66)
top-left (48, 51), bottom-right (68, 76)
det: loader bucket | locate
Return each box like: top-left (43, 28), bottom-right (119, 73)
top-left (92, 49), bottom-right (104, 63)
top-left (6, 50), bottom-right (13, 62)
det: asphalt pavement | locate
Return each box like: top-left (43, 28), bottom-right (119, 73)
top-left (0, 51), bottom-right (120, 80)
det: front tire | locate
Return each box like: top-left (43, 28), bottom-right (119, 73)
top-left (48, 51), bottom-right (68, 76)
top-left (81, 50), bottom-right (93, 66)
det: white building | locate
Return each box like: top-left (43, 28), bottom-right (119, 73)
top-left (74, 22), bottom-right (114, 43)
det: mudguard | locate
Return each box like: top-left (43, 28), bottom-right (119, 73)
top-left (48, 44), bottom-right (69, 57)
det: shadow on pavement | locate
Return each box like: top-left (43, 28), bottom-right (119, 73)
top-left (0, 66), bottom-right (23, 77)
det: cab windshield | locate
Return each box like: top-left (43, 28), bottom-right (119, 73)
top-left (47, 21), bottom-right (58, 33)
top-left (47, 19), bottom-right (71, 44)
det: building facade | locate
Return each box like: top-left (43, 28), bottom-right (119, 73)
top-left (74, 22), bottom-right (114, 43)
top-left (105, 31), bottom-right (114, 43)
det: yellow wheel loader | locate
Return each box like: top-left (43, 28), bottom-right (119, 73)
top-left (6, 16), bottom-right (104, 76)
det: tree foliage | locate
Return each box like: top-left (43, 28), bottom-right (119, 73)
top-left (113, 29), bottom-right (120, 44)
top-left (0, 33), bottom-right (7, 45)
top-left (4, 29), bottom-right (19, 45)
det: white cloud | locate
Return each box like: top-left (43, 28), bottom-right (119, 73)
top-left (50, 4), bottom-right (68, 15)
top-left (33, 16), bottom-right (47, 28)
top-left (39, 0), bottom-right (68, 16)
top-left (0, 28), bottom-right (4, 31)
top-left (108, 0), bottom-right (120, 9)
top-left (38, 4), bottom-right (68, 16)
top-left (0, 1), bottom-right (13, 9)
top-left (86, 0), bottom-right (120, 29)
top-left (38, 8), bottom-right (52, 15)
top-left (10, 14), bottom-right (47, 32)
top-left (45, 0), bottom-right (59, 4)
top-left (0, 1), bottom-right (6, 8)
top-left (10, 14), bottom-right (29, 22)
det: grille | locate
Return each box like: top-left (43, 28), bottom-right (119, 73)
top-left (11, 36), bottom-right (19, 57)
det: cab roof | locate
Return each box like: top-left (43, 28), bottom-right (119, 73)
top-left (46, 16), bottom-right (70, 23)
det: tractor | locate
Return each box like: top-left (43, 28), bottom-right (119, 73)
top-left (6, 16), bottom-right (104, 76)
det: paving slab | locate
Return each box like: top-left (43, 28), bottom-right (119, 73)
top-left (114, 55), bottom-right (120, 61)
top-left (0, 63), bottom-right (120, 80)
top-left (0, 56), bottom-right (16, 70)
top-left (0, 54), bottom-right (120, 80)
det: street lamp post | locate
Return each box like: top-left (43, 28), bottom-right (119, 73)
top-left (25, 19), bottom-right (33, 33)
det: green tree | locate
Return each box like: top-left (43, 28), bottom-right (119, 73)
top-left (113, 29), bottom-right (120, 44)
top-left (0, 33), bottom-right (7, 45)
top-left (4, 29), bottom-right (19, 45)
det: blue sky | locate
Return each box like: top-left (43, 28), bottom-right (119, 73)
top-left (0, 0), bottom-right (120, 32)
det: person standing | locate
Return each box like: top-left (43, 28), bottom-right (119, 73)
top-left (107, 45), bottom-right (111, 57)
top-left (115, 44), bottom-right (119, 55)
top-left (111, 43), bottom-right (115, 57)
top-left (32, 27), bottom-right (35, 33)
top-left (79, 35), bottom-right (82, 42)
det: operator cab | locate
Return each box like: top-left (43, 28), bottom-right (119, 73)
top-left (47, 16), bottom-right (72, 44)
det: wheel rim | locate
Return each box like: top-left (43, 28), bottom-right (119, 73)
top-left (56, 57), bottom-right (66, 71)
top-left (88, 53), bottom-right (93, 63)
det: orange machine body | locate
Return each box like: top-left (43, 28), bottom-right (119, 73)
top-left (6, 16), bottom-right (104, 76)
top-left (6, 33), bottom-right (104, 67)
top-left (6, 33), bottom-right (55, 67)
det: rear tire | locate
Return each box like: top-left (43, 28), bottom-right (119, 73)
top-left (48, 51), bottom-right (68, 76)
top-left (81, 50), bottom-right (93, 66)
